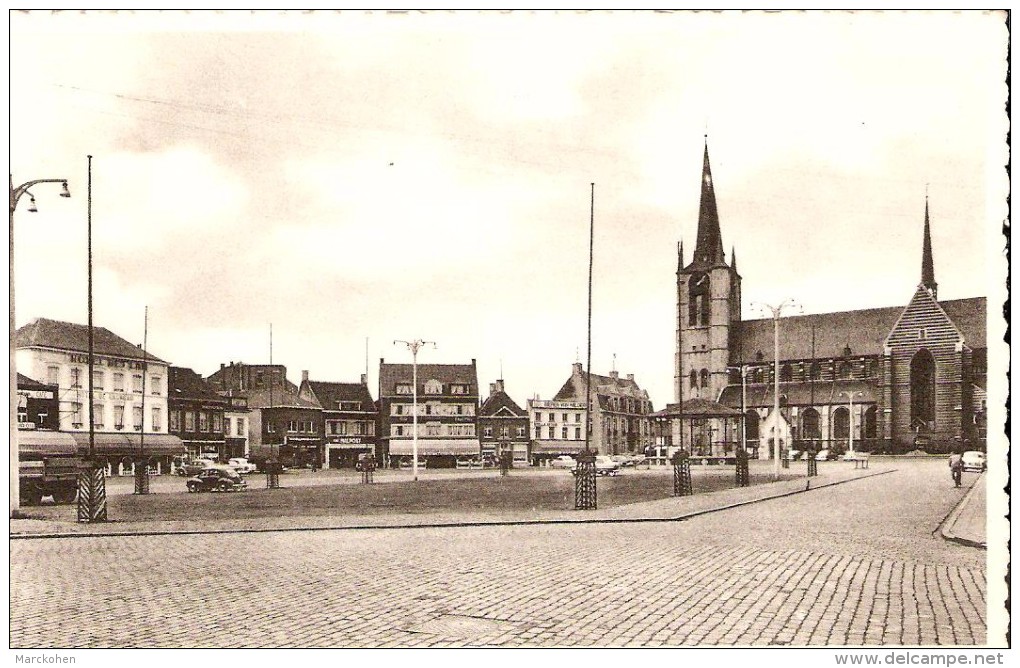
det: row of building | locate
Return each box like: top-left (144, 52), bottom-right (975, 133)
top-left (14, 141), bottom-right (989, 474)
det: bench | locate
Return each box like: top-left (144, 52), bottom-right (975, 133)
top-left (853, 454), bottom-right (870, 469)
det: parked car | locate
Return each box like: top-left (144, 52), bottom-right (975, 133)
top-left (594, 455), bottom-right (621, 476)
top-left (611, 454), bottom-right (638, 467)
top-left (961, 451), bottom-right (986, 472)
top-left (550, 455), bottom-right (577, 469)
top-left (815, 449), bottom-right (831, 461)
top-left (186, 466), bottom-right (248, 493)
top-left (177, 458), bottom-right (218, 477)
top-left (227, 458), bottom-right (257, 474)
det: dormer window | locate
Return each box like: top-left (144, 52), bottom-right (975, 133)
top-left (450, 384), bottom-right (468, 395)
top-left (424, 379), bottom-right (443, 394)
top-left (338, 401), bottom-right (361, 411)
top-left (395, 383), bottom-right (413, 395)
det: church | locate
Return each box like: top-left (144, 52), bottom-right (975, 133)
top-left (659, 142), bottom-right (987, 460)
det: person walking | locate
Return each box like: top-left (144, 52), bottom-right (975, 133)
top-left (948, 450), bottom-right (963, 488)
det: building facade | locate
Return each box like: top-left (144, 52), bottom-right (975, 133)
top-left (168, 366), bottom-right (227, 462)
top-left (528, 397), bottom-right (588, 464)
top-left (672, 141), bottom-right (987, 458)
top-left (298, 373), bottom-right (379, 469)
top-left (222, 395), bottom-right (251, 460)
top-left (16, 373), bottom-right (60, 431)
top-left (14, 318), bottom-right (184, 474)
top-left (478, 379), bottom-right (530, 464)
top-left (378, 358), bottom-right (480, 468)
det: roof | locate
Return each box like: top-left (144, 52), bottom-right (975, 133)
top-left (305, 380), bottom-right (375, 411)
top-left (15, 318), bottom-right (168, 364)
top-left (239, 386), bottom-right (320, 410)
top-left (650, 398), bottom-right (742, 418)
top-left (730, 296), bottom-right (986, 363)
top-left (378, 362), bottom-right (478, 397)
top-left (17, 373), bottom-right (54, 391)
top-left (169, 367), bottom-right (225, 404)
top-left (479, 390), bottom-right (527, 418)
top-left (718, 379), bottom-right (876, 409)
top-left (553, 367), bottom-right (649, 402)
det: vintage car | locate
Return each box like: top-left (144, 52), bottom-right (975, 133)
top-left (186, 466), bottom-right (248, 493)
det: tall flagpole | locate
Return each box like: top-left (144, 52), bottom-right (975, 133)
top-left (575, 182), bottom-right (597, 510)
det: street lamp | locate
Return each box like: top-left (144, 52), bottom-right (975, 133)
top-left (727, 364), bottom-right (750, 455)
top-left (10, 174), bottom-right (70, 516)
top-left (838, 391), bottom-right (864, 457)
top-left (752, 299), bottom-right (801, 481)
top-left (393, 339), bottom-right (435, 482)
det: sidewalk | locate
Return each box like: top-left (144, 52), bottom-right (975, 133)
top-left (10, 464), bottom-right (892, 539)
top-left (939, 471), bottom-right (987, 548)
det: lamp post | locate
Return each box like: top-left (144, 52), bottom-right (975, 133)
top-left (753, 299), bottom-right (800, 481)
top-left (10, 174), bottom-right (70, 516)
top-left (839, 391), bottom-right (864, 457)
top-left (394, 339), bottom-right (435, 481)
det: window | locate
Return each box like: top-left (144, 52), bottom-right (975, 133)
top-left (450, 384), bottom-right (468, 395)
top-left (132, 374), bottom-right (143, 393)
top-left (72, 402), bottom-right (83, 425)
top-left (339, 401), bottom-right (362, 411)
top-left (910, 349), bottom-right (937, 428)
top-left (184, 411), bottom-right (196, 431)
top-left (396, 383), bottom-right (413, 395)
top-left (689, 370), bottom-right (698, 389)
top-left (113, 372), bottom-right (125, 392)
top-left (484, 426), bottom-right (493, 437)
top-left (198, 411), bottom-right (209, 432)
top-left (562, 426), bottom-right (568, 439)
top-left (864, 406), bottom-right (878, 440)
top-left (562, 413), bottom-right (568, 422)
top-left (47, 365), bottom-right (59, 386)
top-left (456, 405), bottom-right (464, 415)
top-left (224, 416), bottom-right (232, 435)
top-left (309, 421), bottom-right (316, 434)
top-left (575, 427), bottom-right (581, 439)
top-left (151, 407), bottom-right (162, 431)
top-left (801, 408), bottom-right (820, 440)
top-left (548, 426), bottom-right (555, 439)
top-left (267, 421), bottom-right (276, 433)
top-left (700, 369), bottom-right (709, 388)
top-left (151, 375), bottom-right (162, 396)
top-left (113, 405), bottom-right (125, 429)
top-left (426, 423), bottom-right (441, 436)
top-left (212, 413), bottom-right (222, 433)
top-left (501, 426), bottom-right (509, 438)
top-left (70, 368), bottom-right (82, 388)
top-left (832, 407), bottom-right (850, 439)
top-left (424, 379), bottom-right (443, 394)
top-left (133, 406), bottom-right (143, 431)
top-left (288, 420), bottom-right (298, 432)
top-left (395, 404), bottom-right (405, 416)
top-left (92, 403), bottom-right (104, 428)
top-left (236, 418), bottom-right (245, 436)
top-left (535, 412), bottom-right (542, 423)
top-left (170, 410), bottom-right (180, 432)
top-left (574, 413), bottom-right (581, 423)
top-left (395, 425), bottom-right (404, 436)
top-left (517, 426), bottom-right (526, 437)
top-left (92, 371), bottom-right (104, 390)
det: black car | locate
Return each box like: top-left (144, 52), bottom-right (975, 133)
top-left (186, 467), bottom-right (248, 493)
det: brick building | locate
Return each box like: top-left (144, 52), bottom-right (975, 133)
top-left (478, 379), bottom-right (530, 465)
top-left (168, 366), bottom-right (226, 462)
top-left (298, 373), bottom-right (379, 469)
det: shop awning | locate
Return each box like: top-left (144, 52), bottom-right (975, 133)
top-left (389, 439), bottom-right (480, 456)
top-left (530, 440), bottom-right (586, 454)
top-left (16, 430), bottom-right (79, 456)
top-left (69, 433), bottom-right (186, 456)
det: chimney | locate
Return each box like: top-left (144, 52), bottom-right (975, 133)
top-left (489, 382), bottom-right (497, 396)
top-left (610, 370), bottom-right (619, 380)
top-left (572, 362), bottom-right (583, 375)
top-left (626, 373), bottom-right (634, 382)
top-left (360, 373), bottom-right (367, 386)
top-left (302, 370), bottom-right (309, 383)
top-left (221, 363), bottom-right (225, 370)
top-left (495, 379), bottom-right (505, 394)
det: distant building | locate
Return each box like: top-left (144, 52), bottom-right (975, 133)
top-left (478, 379), bottom-right (530, 464)
top-left (207, 362), bottom-right (298, 395)
top-left (378, 358), bottom-right (480, 468)
top-left (527, 397), bottom-right (587, 465)
top-left (16, 373), bottom-right (59, 431)
top-left (14, 317), bottom-right (184, 475)
top-left (298, 372), bottom-right (379, 469)
top-left (222, 395), bottom-right (251, 460)
top-left (168, 366), bottom-right (226, 462)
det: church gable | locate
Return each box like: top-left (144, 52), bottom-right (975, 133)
top-left (885, 285), bottom-right (964, 351)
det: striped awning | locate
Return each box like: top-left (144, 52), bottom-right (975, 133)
top-left (16, 430), bottom-right (79, 456)
top-left (389, 439), bottom-right (480, 456)
top-left (69, 433), bottom-right (186, 456)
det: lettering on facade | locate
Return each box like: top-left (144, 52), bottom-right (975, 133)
top-left (329, 437), bottom-right (366, 445)
top-left (67, 353), bottom-right (145, 369)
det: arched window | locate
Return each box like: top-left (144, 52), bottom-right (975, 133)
top-left (744, 410), bottom-right (760, 440)
top-left (699, 369), bottom-right (709, 388)
top-left (832, 406), bottom-right (850, 439)
top-left (864, 405), bottom-right (877, 439)
top-left (809, 362), bottom-right (821, 380)
top-left (801, 407), bottom-right (820, 440)
top-left (910, 349), bottom-right (936, 427)
top-left (689, 369), bottom-right (698, 390)
top-left (688, 273), bottom-right (710, 326)
top-left (700, 290), bottom-right (710, 326)
top-left (780, 363), bottom-right (793, 382)
top-left (688, 294), bottom-right (698, 327)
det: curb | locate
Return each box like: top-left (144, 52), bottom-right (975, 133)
top-left (10, 468), bottom-right (893, 541)
top-left (937, 471), bottom-right (987, 549)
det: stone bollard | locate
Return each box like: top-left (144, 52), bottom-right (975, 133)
top-left (672, 449), bottom-right (693, 496)
top-left (266, 458), bottom-right (281, 489)
top-left (133, 456), bottom-right (151, 495)
top-left (574, 450), bottom-right (597, 510)
top-left (735, 448), bottom-right (750, 487)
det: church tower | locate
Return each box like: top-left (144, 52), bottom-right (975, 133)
top-left (675, 139), bottom-right (742, 403)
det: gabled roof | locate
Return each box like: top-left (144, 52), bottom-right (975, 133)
top-left (378, 362), bottom-right (478, 398)
top-left (15, 317), bottom-right (167, 364)
top-left (305, 380), bottom-right (375, 411)
top-left (731, 296), bottom-right (985, 363)
top-left (240, 387), bottom-right (320, 410)
top-left (553, 368), bottom-right (649, 401)
top-left (169, 367), bottom-right (225, 403)
top-left (651, 398), bottom-right (742, 418)
top-left (479, 390), bottom-right (527, 418)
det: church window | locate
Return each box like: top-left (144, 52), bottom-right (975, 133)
top-left (864, 405), bottom-right (877, 440)
top-left (744, 410), bottom-right (760, 439)
top-left (832, 407), bottom-right (850, 440)
top-left (780, 364), bottom-right (793, 382)
top-left (689, 370), bottom-right (698, 389)
top-left (699, 369), bottom-right (709, 388)
top-left (910, 349), bottom-right (936, 428)
top-left (801, 408), bottom-right (821, 440)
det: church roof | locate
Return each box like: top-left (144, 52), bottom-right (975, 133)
top-left (718, 379), bottom-right (876, 409)
top-left (731, 296), bottom-right (985, 363)
top-left (650, 398), bottom-right (742, 418)
top-left (690, 140), bottom-right (727, 269)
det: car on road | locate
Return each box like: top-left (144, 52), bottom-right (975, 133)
top-left (177, 458), bottom-right (218, 477)
top-left (228, 458), bottom-right (257, 474)
top-left (550, 455), bottom-right (577, 469)
top-left (186, 466), bottom-right (248, 493)
top-left (961, 451), bottom-right (986, 472)
top-left (594, 455), bottom-right (621, 476)
top-left (815, 449), bottom-right (831, 461)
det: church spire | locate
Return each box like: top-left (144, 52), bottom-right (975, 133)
top-left (730, 245), bottom-right (737, 272)
top-left (677, 240), bottom-right (685, 273)
top-left (921, 196), bottom-right (937, 299)
top-left (694, 138), bottom-right (725, 265)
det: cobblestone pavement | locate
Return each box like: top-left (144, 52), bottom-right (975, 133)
top-left (10, 460), bottom-right (987, 648)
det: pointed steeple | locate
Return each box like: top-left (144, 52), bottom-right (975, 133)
top-left (677, 240), bottom-right (685, 273)
top-left (921, 196), bottom-right (937, 299)
top-left (730, 245), bottom-right (737, 272)
top-left (694, 138), bottom-right (725, 266)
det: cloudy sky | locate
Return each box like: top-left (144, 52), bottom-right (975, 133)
top-left (10, 10), bottom-right (1008, 407)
